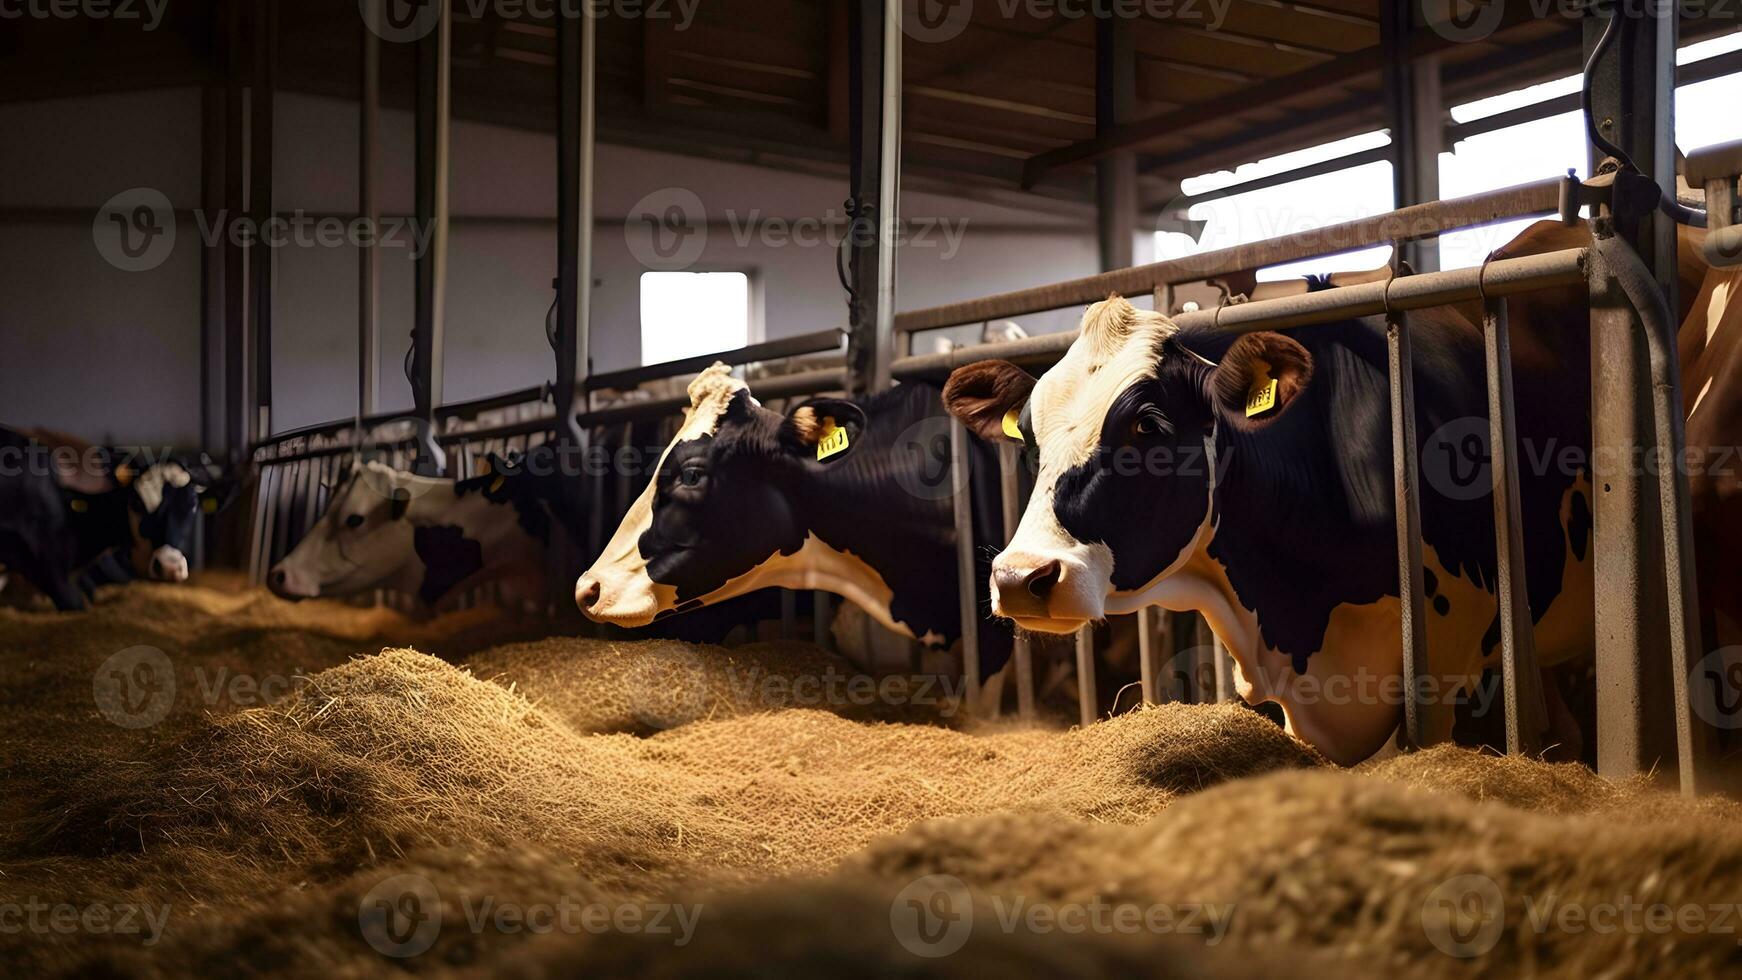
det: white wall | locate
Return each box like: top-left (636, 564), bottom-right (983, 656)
top-left (0, 88), bottom-right (204, 447)
top-left (0, 88), bottom-right (1098, 441)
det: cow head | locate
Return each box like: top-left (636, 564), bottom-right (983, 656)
top-left (267, 460), bottom-right (437, 600)
top-left (943, 295), bottom-right (1311, 632)
top-left (576, 363), bottom-right (867, 626)
top-left (121, 459), bottom-right (218, 582)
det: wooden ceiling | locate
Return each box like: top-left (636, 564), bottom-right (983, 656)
top-left (3, 1), bottom-right (1735, 208)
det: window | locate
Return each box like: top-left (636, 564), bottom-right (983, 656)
top-left (1154, 131), bottom-right (1396, 283)
top-left (639, 271), bottom-right (755, 365)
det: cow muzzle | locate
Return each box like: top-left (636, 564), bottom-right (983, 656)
top-left (266, 562), bottom-right (318, 600)
top-left (149, 546), bottom-right (189, 583)
top-left (990, 550), bottom-right (1103, 632)
top-left (575, 568), bottom-right (662, 626)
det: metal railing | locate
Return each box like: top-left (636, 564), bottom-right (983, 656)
top-left (242, 331), bottom-right (849, 621)
top-left (904, 176), bottom-right (1702, 792)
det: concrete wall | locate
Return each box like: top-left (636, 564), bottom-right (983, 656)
top-left (0, 88), bottom-right (1098, 442)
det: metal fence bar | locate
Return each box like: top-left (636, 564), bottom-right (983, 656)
top-left (1137, 607), bottom-right (1160, 704)
top-left (894, 178), bottom-right (1562, 334)
top-left (1483, 297), bottom-right (1546, 756)
top-left (949, 417), bottom-right (982, 706)
top-left (998, 443), bottom-right (1035, 720)
top-left (813, 591), bottom-right (833, 652)
top-left (1075, 626), bottom-right (1097, 726)
top-left (1387, 307), bottom-right (1432, 750)
top-left (1213, 638), bottom-right (1236, 704)
top-left (894, 248), bottom-right (1588, 381)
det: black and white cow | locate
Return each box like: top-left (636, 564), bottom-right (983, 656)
top-left (267, 454), bottom-right (568, 607)
top-left (0, 426), bottom-right (212, 610)
top-left (575, 364), bottom-right (1013, 675)
top-left (943, 224), bottom-right (1601, 764)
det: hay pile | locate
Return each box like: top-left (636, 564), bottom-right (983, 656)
top-left (467, 636), bottom-right (961, 733)
top-left (5, 581), bottom-right (1742, 978)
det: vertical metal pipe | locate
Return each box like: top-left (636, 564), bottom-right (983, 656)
top-left (247, 464), bottom-right (273, 584)
top-left (1137, 607), bottom-right (1159, 704)
top-left (250, 0), bottom-right (276, 442)
top-left (813, 591), bottom-right (833, 652)
top-left (358, 7), bottom-right (380, 423)
top-left (781, 590), bottom-right (798, 641)
top-left (999, 443), bottom-right (1035, 720)
top-left (555, 2), bottom-right (596, 451)
top-left (1483, 297), bottom-right (1545, 755)
top-left (1075, 626), bottom-right (1097, 726)
top-left (1585, 0), bottom-right (1680, 783)
top-left (1388, 310), bottom-right (1431, 749)
top-left (949, 417), bottom-right (982, 705)
top-left (844, 0), bottom-right (898, 395)
top-left (1213, 638), bottom-right (1236, 704)
top-left (410, 0), bottom-right (451, 475)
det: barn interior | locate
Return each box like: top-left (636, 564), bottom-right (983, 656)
top-left (6, 1), bottom-right (1742, 976)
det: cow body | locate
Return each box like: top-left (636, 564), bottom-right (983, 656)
top-left (0, 426), bottom-right (206, 610)
top-left (576, 364), bottom-right (1014, 675)
top-left (268, 458), bottom-right (559, 607)
top-left (944, 223), bottom-right (1608, 763)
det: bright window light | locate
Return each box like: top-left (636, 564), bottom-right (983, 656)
top-left (639, 271), bottom-right (751, 365)
top-left (1154, 30), bottom-right (1742, 281)
top-left (1158, 160), bottom-right (1396, 283)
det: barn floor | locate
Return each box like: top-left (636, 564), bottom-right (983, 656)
top-left (2, 580), bottom-right (1740, 977)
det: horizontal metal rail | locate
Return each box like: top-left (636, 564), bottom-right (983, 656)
top-left (585, 329), bottom-right (845, 393)
top-left (894, 178), bottom-right (1563, 334)
top-left (252, 383), bottom-right (550, 451)
top-left (893, 248), bottom-right (1587, 380)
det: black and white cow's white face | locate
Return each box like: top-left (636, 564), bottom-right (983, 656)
top-left (577, 363), bottom-right (894, 630)
top-left (268, 461), bottom-right (431, 600)
top-left (129, 461), bottom-right (206, 582)
top-left (945, 295), bottom-right (1309, 633)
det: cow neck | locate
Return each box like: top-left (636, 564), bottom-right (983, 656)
top-left (777, 386), bottom-right (961, 641)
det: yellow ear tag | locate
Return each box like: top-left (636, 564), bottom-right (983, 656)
top-left (816, 417), bottom-right (850, 461)
top-left (1245, 357), bottom-right (1279, 418)
top-left (69, 499), bottom-right (88, 513)
top-left (202, 497), bottom-right (219, 513)
top-left (113, 464), bottom-right (135, 487)
top-left (489, 474), bottom-right (507, 494)
top-left (1001, 409), bottom-right (1024, 442)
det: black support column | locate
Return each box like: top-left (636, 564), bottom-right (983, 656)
top-left (845, 0), bottom-right (900, 395)
top-left (554, 3), bottom-right (596, 451)
top-left (1094, 14), bottom-right (1135, 272)
top-left (1584, 5), bottom-right (1681, 783)
top-left (249, 0), bottom-right (276, 443)
top-left (410, 0), bottom-right (451, 475)
top-left (1382, 0), bottom-right (1441, 272)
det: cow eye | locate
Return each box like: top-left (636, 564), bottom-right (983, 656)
top-left (1132, 407), bottom-right (1170, 439)
top-left (345, 513), bottom-right (365, 529)
top-left (678, 462), bottom-right (707, 488)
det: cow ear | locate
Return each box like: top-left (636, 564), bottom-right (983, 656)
top-left (389, 486), bottom-right (412, 521)
top-left (943, 359), bottom-right (1036, 444)
top-left (784, 398), bottom-right (867, 462)
top-left (1208, 332), bottom-right (1312, 430)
